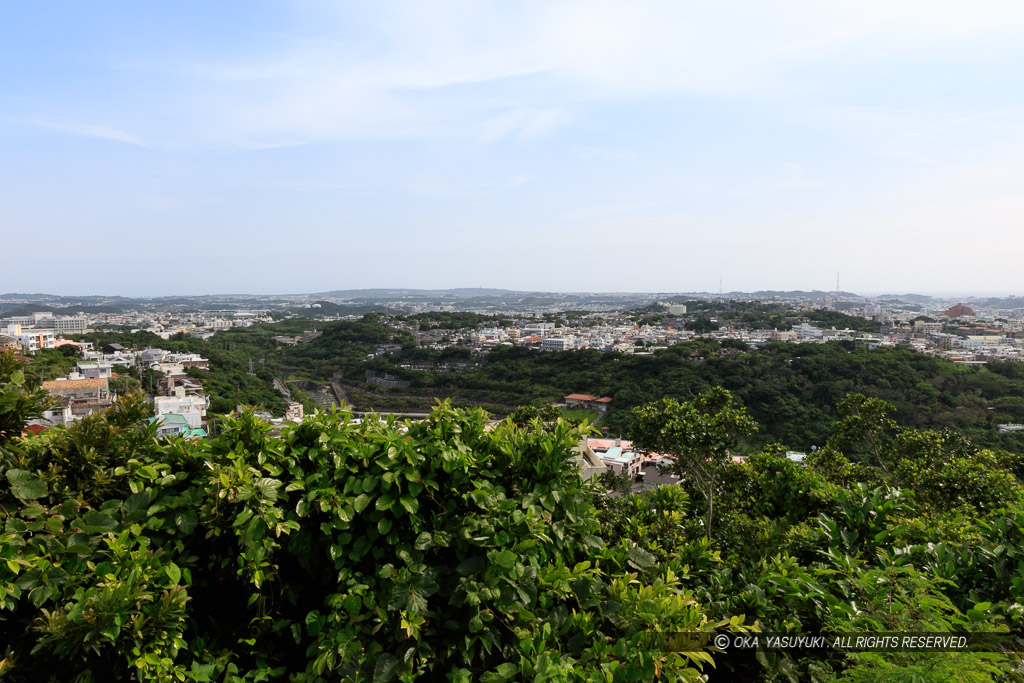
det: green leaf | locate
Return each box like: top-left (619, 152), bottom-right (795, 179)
top-left (627, 546), bottom-right (655, 570)
top-left (353, 494), bottom-right (372, 513)
top-left (378, 518), bottom-right (393, 536)
top-left (376, 495), bottom-right (395, 511)
top-left (166, 562), bottom-right (182, 585)
top-left (456, 556), bottom-right (485, 576)
top-left (373, 653), bottom-right (400, 683)
top-left (414, 532), bottom-right (433, 551)
top-left (175, 510), bottom-right (197, 535)
top-left (81, 510), bottom-right (118, 533)
top-left (6, 470), bottom-right (46, 501)
top-left (123, 490), bottom-right (152, 515)
top-left (399, 495), bottom-right (418, 515)
top-left (28, 585), bottom-right (53, 608)
top-left (493, 549), bottom-right (516, 569)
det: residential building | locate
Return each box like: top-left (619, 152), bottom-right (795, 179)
top-left (592, 444), bottom-right (642, 478)
top-left (4, 324), bottom-right (56, 353)
top-left (564, 394), bottom-right (612, 412)
top-left (153, 387), bottom-right (208, 429)
top-left (167, 352), bottom-right (209, 369)
top-left (572, 439), bottom-right (608, 482)
top-left (542, 337), bottom-right (574, 352)
top-left (41, 376), bottom-right (110, 403)
top-left (76, 361), bottom-right (114, 379)
top-left (285, 402), bottom-right (304, 422)
top-left (157, 376), bottom-right (205, 395)
top-left (150, 414), bottom-right (207, 439)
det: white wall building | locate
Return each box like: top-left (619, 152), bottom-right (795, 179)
top-left (542, 337), bottom-right (574, 352)
top-left (76, 361), bottom-right (114, 379)
top-left (4, 324), bottom-right (56, 353)
top-left (153, 387), bottom-right (209, 429)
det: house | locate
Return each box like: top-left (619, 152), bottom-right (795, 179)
top-left (150, 413), bottom-right (207, 439)
top-left (594, 445), bottom-right (642, 478)
top-left (41, 377), bottom-right (111, 403)
top-left (153, 386), bottom-right (208, 429)
top-left (76, 361), bottom-right (114, 379)
top-left (102, 343), bottom-right (127, 354)
top-left (157, 376), bottom-right (205, 396)
top-left (564, 394), bottom-right (613, 412)
top-left (572, 439), bottom-right (608, 482)
top-left (0, 335), bottom-right (20, 353)
top-left (166, 352), bottom-right (209, 369)
top-left (285, 402), bottom-right (304, 422)
top-left (139, 348), bottom-right (168, 366)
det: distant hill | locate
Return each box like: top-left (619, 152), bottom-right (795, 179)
top-left (975, 296), bottom-right (1024, 309)
top-left (877, 293), bottom-right (935, 303)
top-left (315, 288), bottom-right (525, 299)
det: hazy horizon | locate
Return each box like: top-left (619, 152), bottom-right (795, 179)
top-left (3, 2), bottom-right (1024, 295)
top-left (3, 287), bottom-right (1023, 302)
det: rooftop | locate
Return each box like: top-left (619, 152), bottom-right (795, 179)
top-left (41, 377), bottom-right (109, 390)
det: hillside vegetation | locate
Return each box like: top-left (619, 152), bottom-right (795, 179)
top-left (1, 350), bottom-right (1023, 681)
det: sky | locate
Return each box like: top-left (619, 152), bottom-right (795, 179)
top-left (2, 1), bottom-right (1023, 296)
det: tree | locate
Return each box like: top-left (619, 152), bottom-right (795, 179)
top-left (630, 387), bottom-right (757, 540)
top-left (826, 393), bottom-right (898, 473)
top-left (0, 350), bottom-right (51, 446)
top-left (507, 403), bottom-right (560, 426)
top-left (0, 398), bottom-right (721, 681)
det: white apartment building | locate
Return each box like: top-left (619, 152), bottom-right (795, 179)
top-left (3, 313), bottom-right (88, 333)
top-left (4, 324), bottom-right (56, 353)
top-left (153, 387), bottom-right (209, 429)
top-left (76, 361), bottom-right (114, 379)
top-left (542, 337), bottom-right (574, 352)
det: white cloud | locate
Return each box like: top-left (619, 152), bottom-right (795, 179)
top-left (574, 146), bottom-right (638, 160)
top-left (48, 1), bottom-right (1024, 148)
top-left (479, 107), bottom-right (569, 141)
top-left (17, 118), bottom-right (149, 147)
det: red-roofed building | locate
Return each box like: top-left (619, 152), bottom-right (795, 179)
top-left (944, 303), bottom-right (976, 318)
top-left (565, 394), bottom-right (613, 412)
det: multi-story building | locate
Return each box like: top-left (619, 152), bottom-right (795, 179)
top-left (150, 414), bottom-right (207, 439)
top-left (2, 313), bottom-right (89, 334)
top-left (76, 361), bottom-right (114, 379)
top-left (542, 337), bottom-right (574, 352)
top-left (4, 324), bottom-right (56, 353)
top-left (153, 387), bottom-right (209, 430)
top-left (41, 376), bottom-right (111, 403)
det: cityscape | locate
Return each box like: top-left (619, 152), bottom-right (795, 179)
top-left (4, 1), bottom-right (1024, 680)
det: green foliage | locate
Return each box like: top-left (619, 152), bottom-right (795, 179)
top-left (4, 344), bottom-right (1024, 680)
top-left (631, 388), bottom-right (757, 539)
top-left (0, 350), bottom-right (52, 446)
top-left (507, 403), bottom-right (560, 426)
top-left (0, 390), bottom-right (721, 681)
top-left (826, 394), bottom-right (899, 472)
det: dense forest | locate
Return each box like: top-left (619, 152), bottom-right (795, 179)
top-left (81, 317), bottom-right (1024, 456)
top-left (314, 333), bottom-right (1024, 453)
top-left (2, 349), bottom-right (1023, 681)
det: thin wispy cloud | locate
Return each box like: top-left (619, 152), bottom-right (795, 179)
top-left (573, 147), bottom-right (638, 160)
top-left (4, 2), bottom-right (1024, 293)
top-left (479, 107), bottom-right (570, 142)
top-left (16, 119), bottom-right (149, 147)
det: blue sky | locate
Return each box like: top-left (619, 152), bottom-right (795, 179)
top-left (2, 1), bottom-right (1023, 296)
